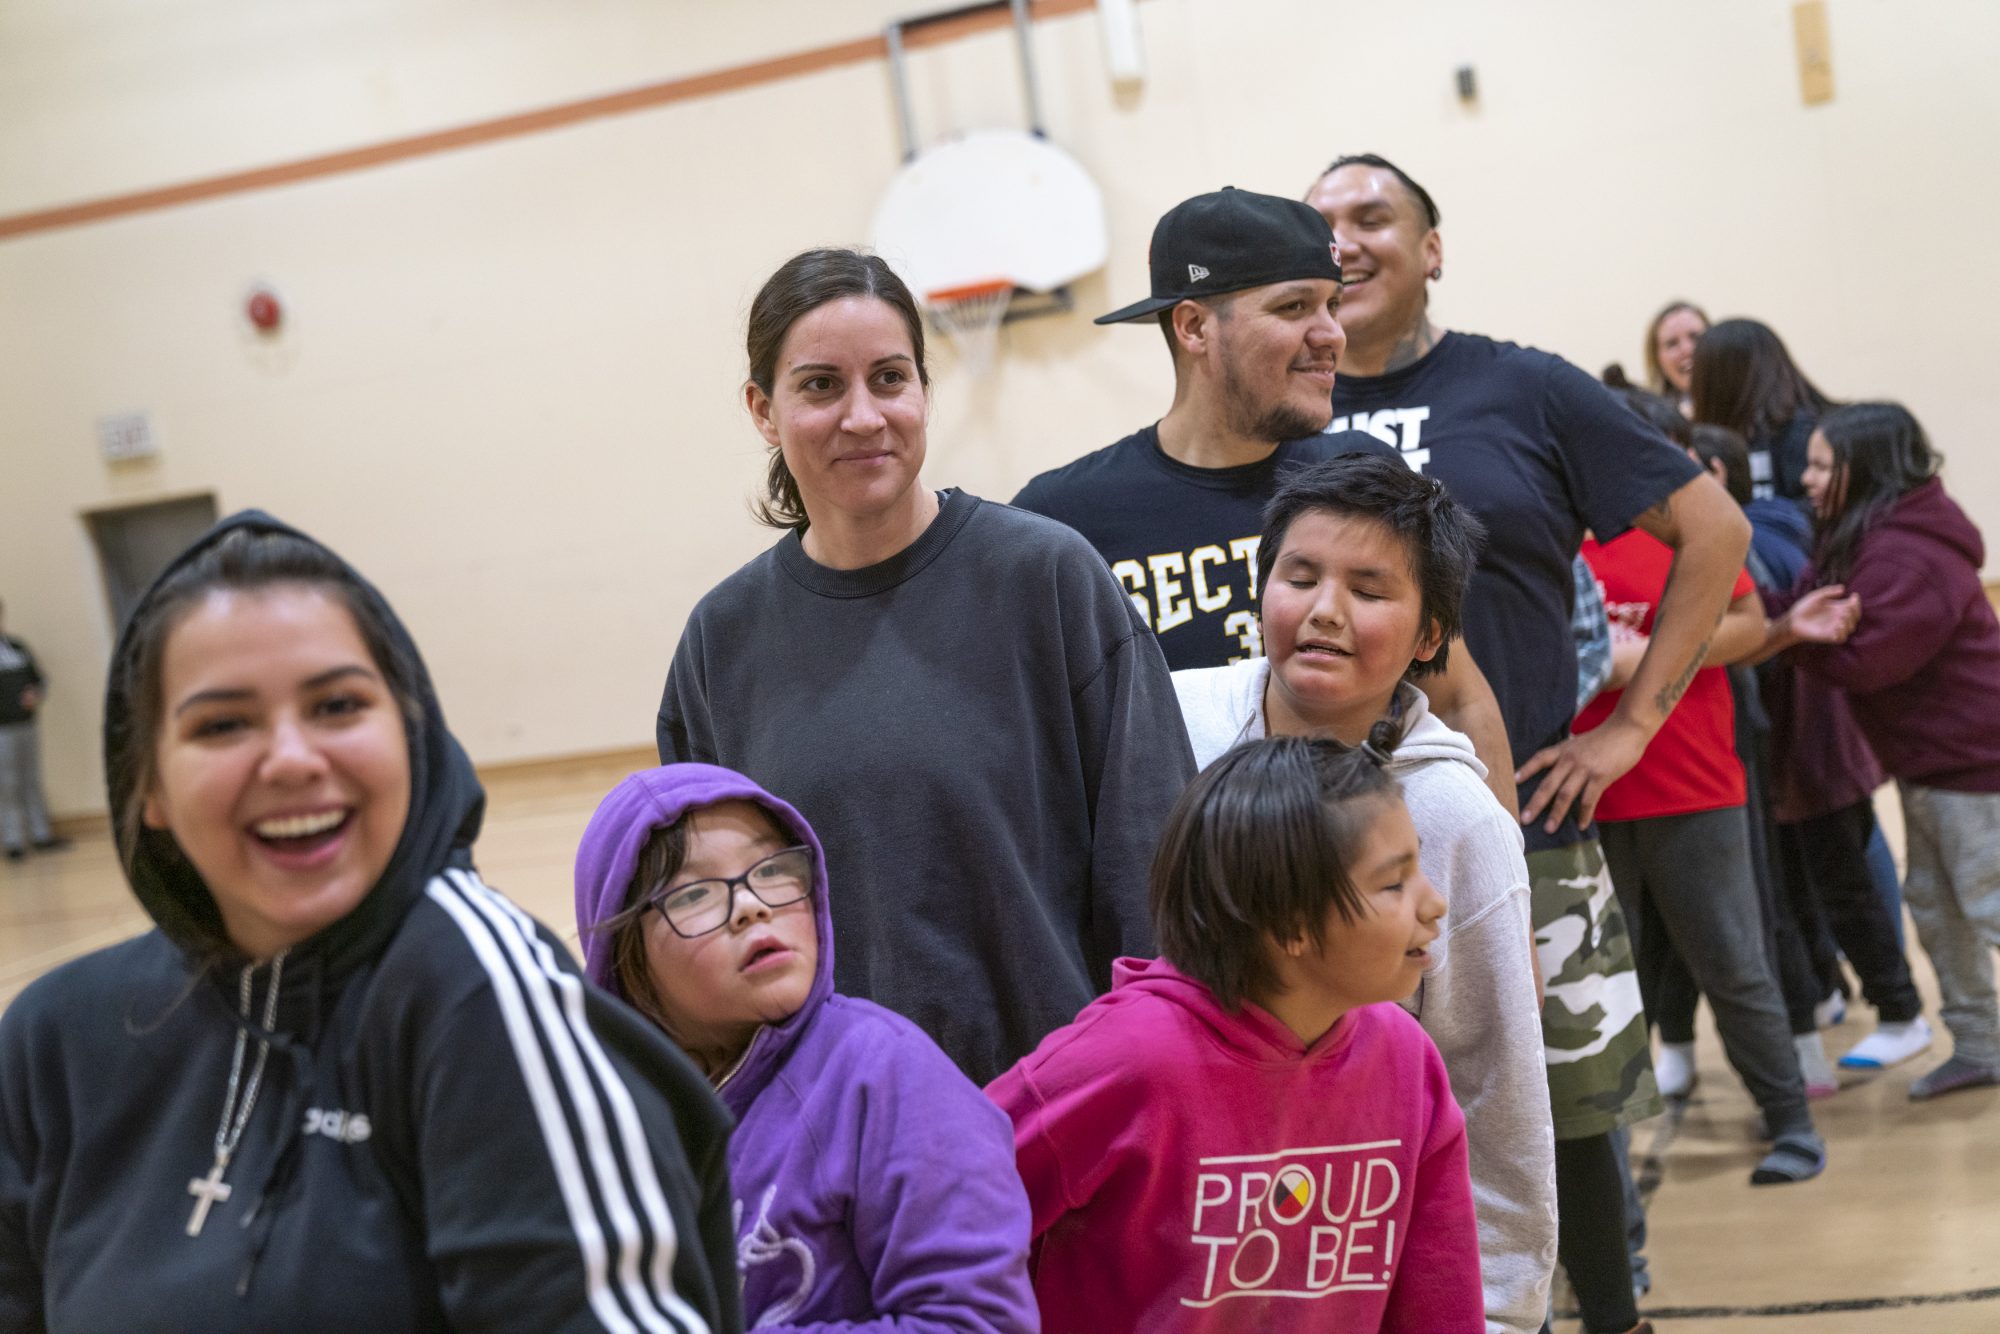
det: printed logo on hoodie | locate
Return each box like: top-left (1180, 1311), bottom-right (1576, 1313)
top-left (301, 1108), bottom-right (372, 1144)
top-left (736, 1185), bottom-right (816, 1328)
top-left (1186, 1140), bottom-right (1407, 1308)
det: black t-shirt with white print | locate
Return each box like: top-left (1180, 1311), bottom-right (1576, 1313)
top-left (1011, 425), bottom-right (1381, 671)
top-left (1325, 331), bottom-right (1700, 848)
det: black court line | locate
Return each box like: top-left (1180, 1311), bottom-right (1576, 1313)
top-left (1559, 1284), bottom-right (2000, 1319)
top-left (1553, 1094), bottom-right (2000, 1322)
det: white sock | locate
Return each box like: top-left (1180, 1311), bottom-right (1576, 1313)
top-left (1656, 1040), bottom-right (1696, 1097)
top-left (1839, 1016), bottom-right (1934, 1069)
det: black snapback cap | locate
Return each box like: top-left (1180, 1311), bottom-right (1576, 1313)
top-left (1096, 187), bottom-right (1342, 325)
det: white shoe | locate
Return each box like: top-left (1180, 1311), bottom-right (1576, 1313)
top-left (1795, 1032), bottom-right (1839, 1097)
top-left (1656, 1040), bottom-right (1697, 1098)
top-left (1839, 1016), bottom-right (1934, 1069)
top-left (1815, 990), bottom-right (1848, 1028)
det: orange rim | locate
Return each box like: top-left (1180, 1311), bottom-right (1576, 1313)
top-left (926, 279), bottom-right (1014, 304)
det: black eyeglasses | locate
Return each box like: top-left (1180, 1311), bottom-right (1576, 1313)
top-left (647, 845), bottom-right (815, 938)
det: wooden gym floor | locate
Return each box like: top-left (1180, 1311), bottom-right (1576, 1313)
top-left (4, 750), bottom-right (1996, 1332)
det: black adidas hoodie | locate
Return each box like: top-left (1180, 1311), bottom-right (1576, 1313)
top-left (0, 513), bottom-right (743, 1332)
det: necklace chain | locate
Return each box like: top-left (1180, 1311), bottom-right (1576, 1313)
top-left (185, 950), bottom-right (288, 1237)
top-left (215, 949), bottom-right (287, 1165)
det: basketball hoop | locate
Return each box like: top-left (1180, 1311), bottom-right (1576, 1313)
top-left (870, 1), bottom-right (1107, 381)
top-left (926, 279), bottom-right (1014, 377)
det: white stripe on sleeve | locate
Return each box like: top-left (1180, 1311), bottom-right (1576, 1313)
top-left (427, 876), bottom-right (705, 1334)
top-left (448, 869), bottom-right (709, 1332)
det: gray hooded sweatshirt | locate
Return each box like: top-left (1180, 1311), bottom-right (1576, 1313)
top-left (1172, 661), bottom-right (1558, 1334)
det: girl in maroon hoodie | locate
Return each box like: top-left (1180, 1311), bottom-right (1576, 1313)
top-left (1761, 402), bottom-right (2000, 1100)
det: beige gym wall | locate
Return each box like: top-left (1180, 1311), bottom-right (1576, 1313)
top-left (4, 0), bottom-right (1995, 818)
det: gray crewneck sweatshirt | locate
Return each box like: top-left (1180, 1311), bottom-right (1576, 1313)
top-left (659, 490), bottom-right (1196, 1087)
top-left (1173, 660), bottom-right (1557, 1334)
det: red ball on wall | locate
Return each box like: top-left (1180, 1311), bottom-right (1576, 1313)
top-left (246, 288), bottom-right (282, 333)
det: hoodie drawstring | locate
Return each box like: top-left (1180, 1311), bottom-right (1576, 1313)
top-left (235, 953), bottom-right (326, 1298)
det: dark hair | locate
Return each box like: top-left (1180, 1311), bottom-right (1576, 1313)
top-left (1152, 736), bottom-right (1401, 1010)
top-left (1812, 402), bottom-right (1941, 585)
top-left (113, 528), bottom-right (423, 953)
top-left (604, 819), bottom-right (691, 1036)
top-left (744, 249), bottom-right (930, 529)
top-left (1155, 289), bottom-right (1245, 362)
top-left (1255, 453), bottom-right (1484, 679)
top-left (1690, 318), bottom-right (1832, 441)
top-left (1643, 300), bottom-right (1709, 395)
top-left (1609, 383), bottom-right (1692, 450)
top-left (1319, 153), bottom-right (1440, 229)
top-left (1688, 424), bottom-right (1754, 505)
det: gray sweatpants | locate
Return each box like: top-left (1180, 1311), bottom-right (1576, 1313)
top-left (0, 720), bottom-right (52, 851)
top-left (1600, 804), bottom-right (1812, 1137)
top-left (1896, 781), bottom-right (2000, 1068)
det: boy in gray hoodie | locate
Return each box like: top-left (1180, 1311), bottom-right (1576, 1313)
top-left (1173, 455), bottom-right (1561, 1334)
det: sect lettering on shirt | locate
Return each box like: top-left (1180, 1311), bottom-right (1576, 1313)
top-left (1183, 1140), bottom-right (1407, 1309)
top-left (1110, 537), bottom-right (1266, 660)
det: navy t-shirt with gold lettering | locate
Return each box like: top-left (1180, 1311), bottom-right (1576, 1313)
top-left (1011, 427), bottom-right (1379, 669)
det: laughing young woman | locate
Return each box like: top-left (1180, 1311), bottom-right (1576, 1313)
top-left (0, 515), bottom-right (740, 1332)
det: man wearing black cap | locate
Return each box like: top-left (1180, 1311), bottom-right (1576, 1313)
top-left (1019, 188), bottom-right (1552, 1334)
top-left (1012, 187), bottom-right (1512, 790)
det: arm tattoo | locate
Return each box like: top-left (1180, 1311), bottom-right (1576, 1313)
top-left (1653, 636), bottom-right (1711, 716)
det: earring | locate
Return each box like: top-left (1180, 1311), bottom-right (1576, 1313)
top-left (1429, 266), bottom-right (1443, 280)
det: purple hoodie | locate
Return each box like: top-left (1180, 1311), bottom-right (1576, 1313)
top-left (575, 765), bottom-right (1038, 1333)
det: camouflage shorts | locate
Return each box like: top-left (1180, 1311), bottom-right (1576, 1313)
top-left (1529, 837), bottom-right (1663, 1139)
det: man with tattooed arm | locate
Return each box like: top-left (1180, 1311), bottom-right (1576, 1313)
top-left (1309, 153), bottom-right (1750, 1334)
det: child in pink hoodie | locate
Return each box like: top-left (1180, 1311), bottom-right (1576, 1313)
top-left (988, 737), bottom-right (1481, 1333)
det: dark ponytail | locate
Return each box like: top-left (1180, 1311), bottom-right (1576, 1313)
top-left (1359, 716), bottom-right (1401, 767)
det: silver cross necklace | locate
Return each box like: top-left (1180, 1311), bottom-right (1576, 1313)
top-left (186, 949), bottom-right (288, 1238)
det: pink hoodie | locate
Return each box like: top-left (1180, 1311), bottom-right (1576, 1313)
top-left (988, 957), bottom-right (1481, 1333)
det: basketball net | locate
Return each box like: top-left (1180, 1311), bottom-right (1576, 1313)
top-left (926, 279), bottom-right (1013, 377)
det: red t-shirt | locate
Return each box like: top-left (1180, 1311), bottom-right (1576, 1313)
top-left (1576, 531), bottom-right (1754, 821)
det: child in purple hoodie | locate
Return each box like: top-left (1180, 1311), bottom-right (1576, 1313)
top-left (575, 764), bottom-right (1038, 1331)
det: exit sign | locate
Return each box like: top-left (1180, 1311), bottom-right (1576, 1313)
top-left (97, 411), bottom-right (159, 462)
